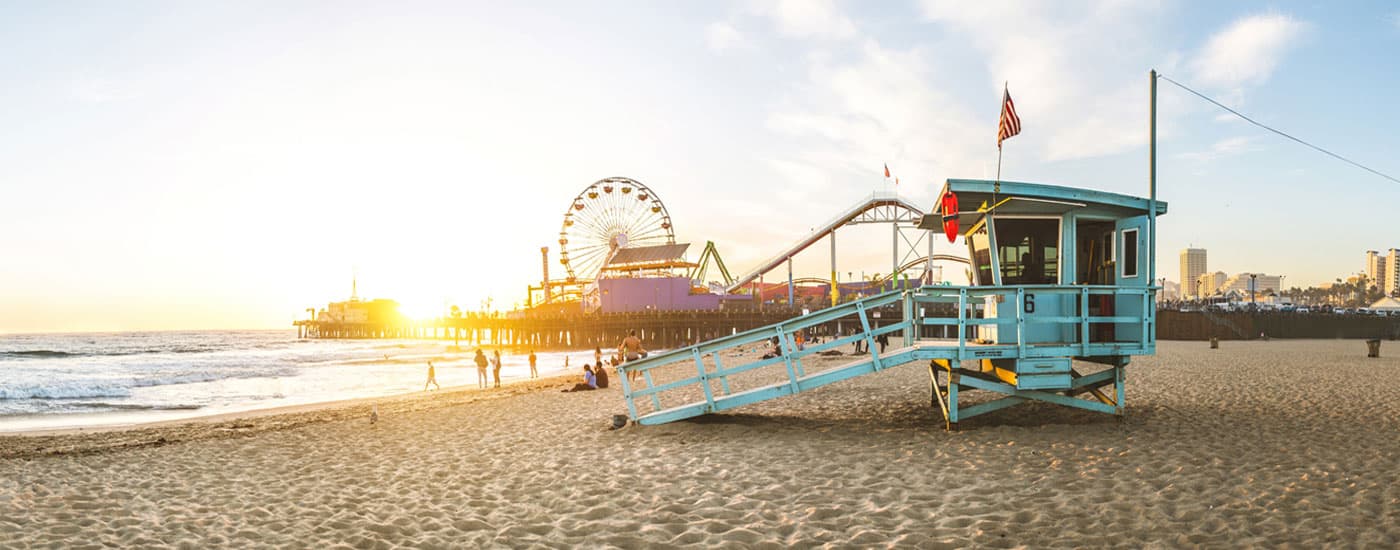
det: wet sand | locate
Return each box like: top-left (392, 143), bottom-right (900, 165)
top-left (3, 340), bottom-right (1399, 547)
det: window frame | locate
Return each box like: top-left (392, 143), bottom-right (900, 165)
top-left (990, 215), bottom-right (1064, 286)
top-left (1121, 227), bottom-right (1140, 279)
top-left (966, 218), bottom-right (996, 286)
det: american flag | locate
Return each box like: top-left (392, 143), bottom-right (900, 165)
top-left (997, 86), bottom-right (1021, 147)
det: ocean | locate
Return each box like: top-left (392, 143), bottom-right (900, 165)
top-left (0, 330), bottom-right (583, 432)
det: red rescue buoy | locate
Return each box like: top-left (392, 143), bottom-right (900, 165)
top-left (940, 191), bottom-right (959, 243)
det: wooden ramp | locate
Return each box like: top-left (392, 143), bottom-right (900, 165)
top-left (618, 285), bottom-right (1154, 428)
top-left (636, 346), bottom-right (919, 425)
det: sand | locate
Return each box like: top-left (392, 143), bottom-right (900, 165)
top-left (3, 339), bottom-right (1399, 548)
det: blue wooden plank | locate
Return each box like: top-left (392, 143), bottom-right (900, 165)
top-left (777, 326), bottom-right (800, 393)
top-left (1080, 288), bottom-right (1090, 357)
top-left (948, 371), bottom-right (960, 423)
top-left (637, 402), bottom-right (709, 425)
top-left (693, 348), bottom-right (715, 412)
top-left (713, 384), bottom-right (793, 411)
top-left (619, 359), bottom-right (639, 421)
top-left (1016, 287), bottom-right (1026, 359)
top-left (712, 351), bottom-right (731, 395)
top-left (798, 360), bottom-right (876, 390)
top-left (955, 373), bottom-right (1018, 395)
top-left (713, 354), bottom-right (789, 378)
top-left (630, 375), bottom-right (703, 397)
top-left (1069, 368), bottom-right (1115, 388)
top-left (1114, 366), bottom-right (1125, 415)
top-left (855, 302), bottom-right (883, 371)
top-left (959, 395), bottom-right (1028, 420)
top-left (641, 370), bottom-right (664, 411)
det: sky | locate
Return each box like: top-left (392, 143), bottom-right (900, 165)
top-left (2, 1), bottom-right (1399, 333)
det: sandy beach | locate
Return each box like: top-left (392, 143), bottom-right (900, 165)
top-left (3, 339), bottom-right (1399, 547)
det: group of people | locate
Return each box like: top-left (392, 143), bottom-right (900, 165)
top-left (422, 329), bottom-right (650, 394)
top-left (563, 329), bottom-right (648, 392)
top-left (848, 329), bottom-right (889, 354)
top-left (561, 361), bottom-right (610, 392)
top-left (423, 347), bottom-right (520, 392)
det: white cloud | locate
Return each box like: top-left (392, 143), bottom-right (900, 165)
top-left (1190, 14), bottom-right (1307, 91)
top-left (764, 39), bottom-right (986, 200)
top-left (705, 22), bottom-right (748, 53)
top-left (1175, 136), bottom-right (1259, 162)
top-left (70, 78), bottom-right (139, 104)
top-left (747, 0), bottom-right (856, 40)
top-left (918, 0), bottom-right (1171, 161)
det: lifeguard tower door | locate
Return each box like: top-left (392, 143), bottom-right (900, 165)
top-left (1114, 215), bottom-right (1148, 343)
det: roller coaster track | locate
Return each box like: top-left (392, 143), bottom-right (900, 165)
top-left (871, 255), bottom-right (971, 286)
top-left (725, 192), bottom-right (926, 294)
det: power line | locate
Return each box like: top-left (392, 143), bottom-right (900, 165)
top-left (1157, 73), bottom-right (1400, 186)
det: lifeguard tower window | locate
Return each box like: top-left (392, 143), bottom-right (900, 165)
top-left (969, 226), bottom-right (994, 285)
top-left (1122, 228), bottom-right (1139, 278)
top-left (993, 218), bottom-right (1059, 285)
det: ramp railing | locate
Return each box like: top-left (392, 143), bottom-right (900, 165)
top-left (618, 289), bottom-right (908, 424)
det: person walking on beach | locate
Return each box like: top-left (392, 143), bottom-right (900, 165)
top-left (491, 350), bottom-right (503, 388)
top-left (474, 349), bottom-right (489, 389)
top-left (594, 346), bottom-right (603, 371)
top-left (423, 361), bottom-right (440, 391)
top-left (618, 330), bottom-right (647, 384)
top-left (528, 350), bottom-right (538, 379)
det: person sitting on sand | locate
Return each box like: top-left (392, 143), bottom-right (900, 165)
top-left (594, 361), bottom-right (609, 389)
top-left (491, 350), bottom-right (503, 388)
top-left (561, 365), bottom-right (597, 392)
top-left (474, 349), bottom-right (489, 389)
top-left (618, 330), bottom-right (647, 384)
top-left (424, 361), bottom-right (440, 391)
top-left (528, 350), bottom-right (538, 379)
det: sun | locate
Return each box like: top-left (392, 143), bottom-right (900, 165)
top-left (397, 298), bottom-right (448, 321)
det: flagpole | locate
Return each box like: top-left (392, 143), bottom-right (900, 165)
top-left (995, 81), bottom-right (1007, 199)
top-left (995, 144), bottom-right (1002, 196)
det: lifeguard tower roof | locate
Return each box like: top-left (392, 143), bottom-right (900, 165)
top-left (918, 179), bottom-right (1168, 231)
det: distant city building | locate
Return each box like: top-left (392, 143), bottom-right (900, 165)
top-left (1196, 270), bottom-right (1227, 297)
top-left (1217, 273), bottom-right (1282, 298)
top-left (1365, 250), bottom-right (1387, 287)
top-left (1180, 248), bottom-right (1207, 299)
top-left (1387, 249), bottom-right (1400, 297)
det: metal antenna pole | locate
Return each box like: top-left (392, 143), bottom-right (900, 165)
top-left (1149, 70), bottom-right (1158, 287)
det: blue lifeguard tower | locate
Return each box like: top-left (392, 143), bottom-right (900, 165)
top-left (618, 179), bottom-right (1165, 429)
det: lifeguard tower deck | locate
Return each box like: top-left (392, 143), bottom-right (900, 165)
top-left (619, 179), bottom-right (1166, 429)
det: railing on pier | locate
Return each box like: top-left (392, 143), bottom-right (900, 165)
top-left (619, 285), bottom-right (1157, 425)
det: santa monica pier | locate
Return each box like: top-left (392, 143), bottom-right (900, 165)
top-left (295, 176), bottom-right (963, 349)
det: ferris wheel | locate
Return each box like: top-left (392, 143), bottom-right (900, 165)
top-left (558, 177), bottom-right (676, 281)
